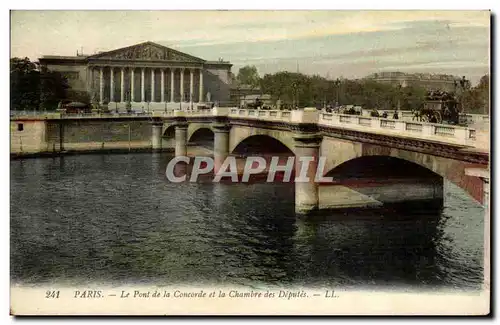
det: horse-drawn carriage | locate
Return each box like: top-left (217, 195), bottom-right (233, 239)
top-left (412, 90), bottom-right (460, 124)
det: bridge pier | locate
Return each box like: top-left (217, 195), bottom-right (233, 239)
top-left (293, 133), bottom-right (322, 215)
top-left (151, 122), bottom-right (163, 151)
top-left (213, 122), bottom-right (231, 172)
top-left (175, 122), bottom-right (188, 157)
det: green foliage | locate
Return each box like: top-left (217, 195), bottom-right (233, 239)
top-left (259, 71), bottom-right (428, 109)
top-left (458, 75), bottom-right (489, 114)
top-left (10, 57), bottom-right (70, 111)
top-left (10, 57), bottom-right (40, 110)
top-left (39, 66), bottom-right (70, 110)
top-left (236, 65), bottom-right (260, 89)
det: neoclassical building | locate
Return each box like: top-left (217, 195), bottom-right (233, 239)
top-left (38, 41), bottom-right (233, 111)
top-left (365, 72), bottom-right (461, 92)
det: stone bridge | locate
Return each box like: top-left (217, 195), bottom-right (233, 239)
top-left (150, 107), bottom-right (489, 214)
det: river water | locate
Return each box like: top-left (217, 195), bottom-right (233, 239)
top-left (10, 153), bottom-right (485, 291)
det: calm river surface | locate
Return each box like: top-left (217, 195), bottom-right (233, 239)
top-left (10, 153), bottom-right (484, 291)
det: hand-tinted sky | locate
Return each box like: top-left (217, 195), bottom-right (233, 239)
top-left (10, 10), bottom-right (490, 84)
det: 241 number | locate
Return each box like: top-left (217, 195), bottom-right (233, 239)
top-left (45, 290), bottom-right (60, 299)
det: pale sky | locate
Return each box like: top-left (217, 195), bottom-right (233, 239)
top-left (10, 10), bottom-right (490, 84)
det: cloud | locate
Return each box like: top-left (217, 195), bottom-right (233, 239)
top-left (10, 10), bottom-right (490, 84)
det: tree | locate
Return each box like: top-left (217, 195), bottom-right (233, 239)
top-left (10, 57), bottom-right (70, 111)
top-left (236, 65), bottom-right (260, 89)
top-left (475, 74), bottom-right (489, 114)
top-left (10, 57), bottom-right (40, 110)
top-left (455, 75), bottom-right (489, 114)
top-left (400, 85), bottom-right (426, 111)
top-left (39, 66), bottom-right (70, 110)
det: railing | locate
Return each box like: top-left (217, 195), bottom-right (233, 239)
top-left (318, 112), bottom-right (477, 146)
top-left (152, 109), bottom-right (214, 118)
top-left (223, 108), bottom-right (480, 147)
top-left (228, 109), bottom-right (292, 121)
top-left (60, 112), bottom-right (154, 119)
top-left (459, 113), bottom-right (490, 125)
top-left (339, 115), bottom-right (353, 124)
top-left (434, 125), bottom-right (455, 137)
top-left (11, 107), bottom-right (481, 147)
top-left (358, 117), bottom-right (371, 126)
top-left (10, 110), bottom-right (44, 117)
top-left (405, 123), bottom-right (423, 133)
top-left (380, 119), bottom-right (396, 129)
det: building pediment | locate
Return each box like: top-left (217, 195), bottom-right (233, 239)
top-left (88, 41), bottom-right (205, 63)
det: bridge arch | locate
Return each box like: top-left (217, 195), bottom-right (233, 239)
top-left (231, 134), bottom-right (295, 156)
top-left (229, 126), bottom-right (296, 155)
top-left (188, 127), bottom-right (214, 146)
top-left (322, 143), bottom-right (484, 204)
top-left (163, 124), bottom-right (175, 138)
top-left (188, 126), bottom-right (214, 143)
top-left (325, 155), bottom-right (442, 180)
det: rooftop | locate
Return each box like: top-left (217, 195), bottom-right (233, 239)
top-left (367, 72), bottom-right (460, 81)
top-left (40, 55), bottom-right (88, 60)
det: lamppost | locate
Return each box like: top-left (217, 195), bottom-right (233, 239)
top-left (292, 81), bottom-right (298, 109)
top-left (236, 86), bottom-right (241, 108)
top-left (334, 78), bottom-right (341, 107)
top-left (454, 76), bottom-right (471, 113)
top-left (394, 84), bottom-right (402, 119)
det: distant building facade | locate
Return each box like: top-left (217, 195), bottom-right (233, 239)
top-left (229, 83), bottom-right (263, 105)
top-left (38, 41), bottom-right (232, 111)
top-left (365, 72), bottom-right (461, 92)
top-left (239, 94), bottom-right (272, 107)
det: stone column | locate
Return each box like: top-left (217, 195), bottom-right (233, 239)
top-left (293, 133), bottom-right (322, 215)
top-left (151, 121), bottom-right (163, 151)
top-left (120, 67), bottom-right (125, 103)
top-left (212, 121), bottom-right (231, 173)
top-left (199, 69), bottom-right (204, 102)
top-left (110, 67), bottom-right (114, 102)
top-left (141, 67), bottom-right (145, 103)
top-left (180, 68), bottom-right (185, 103)
top-left (99, 66), bottom-right (104, 104)
top-left (87, 66), bottom-right (93, 96)
top-left (161, 69), bottom-right (165, 103)
top-left (130, 68), bottom-right (135, 102)
top-left (189, 68), bottom-right (194, 103)
top-left (151, 68), bottom-right (155, 102)
top-left (175, 121), bottom-right (188, 157)
top-left (170, 69), bottom-right (175, 102)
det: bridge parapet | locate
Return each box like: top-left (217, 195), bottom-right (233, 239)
top-left (223, 108), bottom-right (480, 148)
top-left (13, 108), bottom-right (486, 151)
top-left (153, 110), bottom-right (214, 118)
top-left (228, 108), bottom-right (292, 122)
top-left (319, 113), bottom-right (477, 147)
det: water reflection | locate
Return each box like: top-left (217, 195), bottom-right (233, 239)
top-left (10, 153), bottom-right (484, 290)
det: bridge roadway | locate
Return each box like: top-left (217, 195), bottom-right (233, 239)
top-left (11, 107), bottom-right (490, 214)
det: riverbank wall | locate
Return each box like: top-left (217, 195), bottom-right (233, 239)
top-left (10, 117), bottom-right (175, 159)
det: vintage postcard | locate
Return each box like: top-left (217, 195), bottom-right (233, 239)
top-left (9, 10), bottom-right (490, 315)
